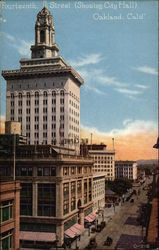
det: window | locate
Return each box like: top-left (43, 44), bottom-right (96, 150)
top-left (0, 230), bottom-right (12, 250)
top-left (71, 197), bottom-right (76, 211)
top-left (52, 99), bottom-right (56, 104)
top-left (26, 116), bottom-right (30, 122)
top-left (18, 93), bottom-right (22, 99)
top-left (35, 108), bottom-right (39, 114)
top-left (43, 91), bottom-right (47, 97)
top-left (77, 180), bottom-right (82, 193)
top-left (40, 30), bottom-right (45, 43)
top-left (60, 90), bottom-right (64, 96)
top-left (43, 99), bottom-right (47, 105)
top-left (43, 116), bottom-right (47, 122)
top-left (71, 167), bottom-right (76, 175)
top-left (64, 200), bottom-right (69, 215)
top-left (35, 91), bottom-right (39, 98)
top-left (0, 200), bottom-right (13, 224)
top-left (20, 183), bottom-right (32, 216)
top-left (63, 167), bottom-right (69, 176)
top-left (38, 184), bottom-right (56, 217)
top-left (43, 107), bottom-right (47, 113)
top-left (26, 92), bottom-right (30, 98)
top-left (60, 99), bottom-right (64, 105)
top-left (71, 182), bottom-right (76, 194)
top-left (26, 108), bottom-right (30, 115)
top-left (52, 91), bottom-right (56, 97)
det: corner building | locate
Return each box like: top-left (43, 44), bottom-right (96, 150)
top-left (2, 7), bottom-right (82, 153)
top-left (0, 145), bottom-right (93, 248)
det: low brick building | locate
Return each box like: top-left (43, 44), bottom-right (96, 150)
top-left (0, 181), bottom-right (20, 250)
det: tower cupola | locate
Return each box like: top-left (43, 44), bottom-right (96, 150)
top-left (31, 7), bottom-right (59, 59)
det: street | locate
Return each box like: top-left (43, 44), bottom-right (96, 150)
top-left (72, 177), bottom-right (151, 249)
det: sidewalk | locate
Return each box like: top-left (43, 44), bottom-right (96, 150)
top-left (71, 203), bottom-right (122, 250)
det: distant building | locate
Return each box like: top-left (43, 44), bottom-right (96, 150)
top-left (105, 189), bottom-right (119, 207)
top-left (80, 143), bottom-right (115, 213)
top-left (86, 144), bottom-right (115, 181)
top-left (0, 181), bottom-right (20, 250)
top-left (115, 161), bottom-right (137, 180)
top-left (0, 144), bottom-right (93, 247)
top-left (2, 7), bottom-right (83, 153)
top-left (5, 121), bottom-right (21, 135)
top-left (93, 173), bottom-right (105, 211)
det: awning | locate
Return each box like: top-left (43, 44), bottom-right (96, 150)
top-left (20, 231), bottom-right (56, 242)
top-left (85, 212), bottom-right (97, 222)
top-left (65, 223), bottom-right (84, 238)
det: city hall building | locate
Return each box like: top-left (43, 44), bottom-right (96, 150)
top-left (1, 6), bottom-right (94, 248)
top-left (2, 7), bottom-right (83, 154)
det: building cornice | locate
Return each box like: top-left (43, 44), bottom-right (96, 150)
top-left (2, 66), bottom-right (84, 85)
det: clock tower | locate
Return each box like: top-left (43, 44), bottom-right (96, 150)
top-left (31, 7), bottom-right (59, 58)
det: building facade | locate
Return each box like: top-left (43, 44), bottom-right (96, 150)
top-left (0, 181), bottom-right (20, 250)
top-left (2, 7), bottom-right (83, 153)
top-left (87, 144), bottom-right (115, 181)
top-left (0, 145), bottom-right (93, 247)
top-left (115, 161), bottom-right (137, 180)
top-left (93, 174), bottom-right (105, 211)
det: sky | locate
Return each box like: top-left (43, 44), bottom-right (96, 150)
top-left (0, 0), bottom-right (158, 160)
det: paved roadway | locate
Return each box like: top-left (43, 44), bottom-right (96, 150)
top-left (72, 177), bottom-right (151, 250)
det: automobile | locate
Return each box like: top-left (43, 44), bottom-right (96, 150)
top-left (84, 222), bottom-right (91, 228)
top-left (96, 224), bottom-right (102, 232)
top-left (91, 226), bottom-right (96, 233)
top-left (104, 236), bottom-right (113, 246)
top-left (85, 237), bottom-right (97, 249)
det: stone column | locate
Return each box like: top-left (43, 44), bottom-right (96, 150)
top-left (56, 181), bottom-right (63, 218)
top-left (56, 89), bottom-right (60, 146)
top-left (30, 91), bottom-right (35, 144)
top-left (64, 91), bottom-right (69, 148)
top-left (6, 91), bottom-right (11, 121)
top-left (14, 91), bottom-right (18, 122)
top-left (80, 208), bottom-right (84, 226)
top-left (69, 181), bottom-right (71, 213)
top-left (32, 182), bottom-right (38, 216)
top-left (39, 90), bottom-right (43, 144)
top-left (56, 223), bottom-right (64, 247)
top-left (22, 91), bottom-right (26, 136)
top-left (47, 90), bottom-right (52, 144)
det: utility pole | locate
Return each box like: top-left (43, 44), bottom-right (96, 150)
top-left (91, 133), bottom-right (93, 150)
top-left (13, 133), bottom-right (16, 181)
top-left (112, 138), bottom-right (115, 150)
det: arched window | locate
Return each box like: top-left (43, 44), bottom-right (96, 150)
top-left (35, 91), bottom-right (39, 98)
top-left (43, 91), bottom-right (47, 97)
top-left (60, 90), bottom-right (64, 96)
top-left (40, 30), bottom-right (45, 43)
top-left (52, 91), bottom-right (56, 97)
top-left (26, 92), bottom-right (30, 98)
top-left (18, 93), bottom-right (22, 99)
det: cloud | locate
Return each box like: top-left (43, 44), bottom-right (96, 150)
top-left (85, 84), bottom-right (105, 95)
top-left (115, 88), bottom-right (141, 96)
top-left (70, 54), bottom-right (149, 99)
top-left (69, 53), bottom-right (102, 67)
top-left (81, 119), bottom-right (157, 137)
top-left (80, 120), bottom-right (158, 160)
top-left (135, 84), bottom-right (149, 89)
top-left (3, 32), bottom-right (32, 57)
top-left (135, 66), bottom-right (158, 76)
